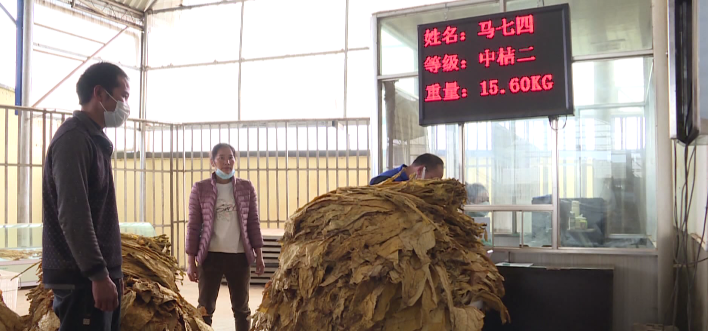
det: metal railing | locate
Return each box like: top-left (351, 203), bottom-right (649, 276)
top-left (0, 104), bottom-right (371, 267)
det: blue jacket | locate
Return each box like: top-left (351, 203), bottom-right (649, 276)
top-left (369, 164), bottom-right (409, 185)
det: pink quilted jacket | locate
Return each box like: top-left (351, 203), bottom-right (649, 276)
top-left (186, 173), bottom-right (264, 266)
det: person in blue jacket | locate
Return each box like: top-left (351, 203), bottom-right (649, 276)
top-left (370, 153), bottom-right (444, 185)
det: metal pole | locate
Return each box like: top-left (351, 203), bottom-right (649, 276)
top-left (551, 118), bottom-right (559, 249)
top-left (459, 123), bottom-right (465, 184)
top-left (1, 2), bottom-right (14, 25)
top-left (139, 15), bottom-right (148, 222)
top-left (237, 1), bottom-right (244, 120)
top-left (17, 0), bottom-right (33, 247)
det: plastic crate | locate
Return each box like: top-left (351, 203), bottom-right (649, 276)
top-left (0, 270), bottom-right (19, 312)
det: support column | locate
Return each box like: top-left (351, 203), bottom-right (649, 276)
top-left (17, 0), bottom-right (33, 247)
top-left (139, 15), bottom-right (148, 223)
top-left (653, 0), bottom-right (673, 324)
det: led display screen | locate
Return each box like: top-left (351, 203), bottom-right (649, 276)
top-left (418, 4), bottom-right (573, 125)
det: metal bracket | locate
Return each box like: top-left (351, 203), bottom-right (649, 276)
top-left (71, 0), bottom-right (144, 29)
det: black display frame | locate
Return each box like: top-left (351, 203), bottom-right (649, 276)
top-left (417, 4), bottom-right (574, 126)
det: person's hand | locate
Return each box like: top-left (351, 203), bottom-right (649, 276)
top-left (187, 261), bottom-right (199, 282)
top-left (92, 277), bottom-right (119, 312)
top-left (255, 256), bottom-right (265, 276)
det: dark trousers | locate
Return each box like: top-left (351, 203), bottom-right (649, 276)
top-left (198, 252), bottom-right (251, 331)
top-left (52, 279), bottom-right (122, 331)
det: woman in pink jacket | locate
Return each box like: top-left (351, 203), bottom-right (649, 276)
top-left (186, 143), bottom-right (265, 330)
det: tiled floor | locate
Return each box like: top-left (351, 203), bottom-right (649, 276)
top-left (16, 282), bottom-right (266, 331)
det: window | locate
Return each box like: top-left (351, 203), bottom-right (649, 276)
top-left (28, 3), bottom-right (140, 114)
top-left (348, 0), bottom-right (460, 49)
top-left (241, 0), bottom-right (345, 59)
top-left (144, 0), bottom-right (378, 123)
top-left (376, 0), bottom-right (656, 249)
top-left (378, 3), bottom-right (499, 75)
top-left (240, 54), bottom-right (344, 120)
top-left (380, 77), bottom-right (460, 180)
top-left (544, 0), bottom-right (652, 57)
top-left (146, 64), bottom-right (239, 122)
top-left (558, 57), bottom-right (656, 248)
top-left (148, 4), bottom-right (241, 67)
top-left (0, 0), bottom-right (16, 88)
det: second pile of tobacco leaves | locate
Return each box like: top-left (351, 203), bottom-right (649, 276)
top-left (252, 178), bottom-right (509, 331)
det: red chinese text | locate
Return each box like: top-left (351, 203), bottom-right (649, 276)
top-left (479, 49), bottom-right (496, 68)
top-left (443, 82), bottom-right (461, 101)
top-left (516, 14), bottom-right (534, 35)
top-left (478, 20), bottom-right (494, 39)
top-left (497, 18), bottom-right (515, 36)
top-left (442, 26), bottom-right (458, 44)
top-left (478, 46), bottom-right (536, 67)
top-left (476, 14), bottom-right (536, 39)
top-left (424, 28), bottom-right (442, 47)
top-left (497, 46), bottom-right (516, 66)
top-left (442, 54), bottom-right (460, 72)
top-left (518, 46), bottom-right (536, 62)
top-left (425, 82), bottom-right (468, 102)
top-left (424, 56), bottom-right (442, 73)
top-left (425, 83), bottom-right (443, 102)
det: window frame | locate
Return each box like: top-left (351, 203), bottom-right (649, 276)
top-left (372, 0), bottom-right (659, 254)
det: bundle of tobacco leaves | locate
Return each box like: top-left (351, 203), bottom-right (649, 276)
top-left (252, 179), bottom-right (509, 331)
top-left (24, 234), bottom-right (211, 331)
top-left (0, 290), bottom-right (24, 331)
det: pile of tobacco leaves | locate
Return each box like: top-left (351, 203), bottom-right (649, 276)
top-left (252, 178), bottom-right (509, 331)
top-left (23, 234), bottom-right (211, 331)
top-left (0, 290), bottom-right (23, 331)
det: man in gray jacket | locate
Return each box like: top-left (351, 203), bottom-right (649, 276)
top-left (42, 62), bottom-right (130, 331)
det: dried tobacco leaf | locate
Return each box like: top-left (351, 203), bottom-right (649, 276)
top-left (252, 179), bottom-right (509, 331)
top-left (0, 249), bottom-right (41, 261)
top-left (0, 291), bottom-right (23, 331)
top-left (23, 234), bottom-right (211, 331)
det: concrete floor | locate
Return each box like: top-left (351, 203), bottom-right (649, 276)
top-left (16, 282), bottom-right (265, 331)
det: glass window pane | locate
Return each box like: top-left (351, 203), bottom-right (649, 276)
top-left (348, 0), bottom-right (458, 49)
top-left (146, 64), bottom-right (238, 123)
top-left (33, 4), bottom-right (140, 67)
top-left (99, 32), bottom-right (141, 68)
top-left (572, 58), bottom-right (648, 107)
top-left (346, 49), bottom-right (375, 118)
top-left (379, 2), bottom-right (499, 75)
top-left (148, 4), bottom-right (241, 67)
top-left (523, 211), bottom-right (553, 247)
top-left (240, 54), bottom-right (344, 120)
top-left (35, 3), bottom-right (123, 44)
top-left (464, 119), bottom-right (554, 207)
top-left (0, 0), bottom-right (16, 88)
top-left (380, 77), bottom-right (460, 180)
top-left (544, 0), bottom-right (652, 56)
top-left (241, 0), bottom-right (345, 59)
top-left (559, 57), bottom-right (655, 249)
top-left (481, 211), bottom-right (551, 248)
top-left (30, 53), bottom-right (140, 118)
top-left (506, 0), bottom-right (541, 11)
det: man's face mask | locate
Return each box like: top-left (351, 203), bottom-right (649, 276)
top-left (100, 89), bottom-right (130, 128)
